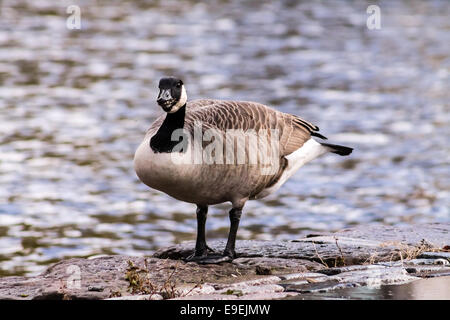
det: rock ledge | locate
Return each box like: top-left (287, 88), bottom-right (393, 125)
top-left (0, 223), bottom-right (448, 300)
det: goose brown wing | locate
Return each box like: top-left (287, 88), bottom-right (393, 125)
top-left (185, 99), bottom-right (324, 157)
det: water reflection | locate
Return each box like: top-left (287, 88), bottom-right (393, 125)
top-left (289, 276), bottom-right (450, 300)
top-left (0, 0), bottom-right (449, 276)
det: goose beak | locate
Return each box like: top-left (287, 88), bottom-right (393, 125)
top-left (157, 89), bottom-right (174, 111)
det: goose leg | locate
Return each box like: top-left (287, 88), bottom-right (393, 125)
top-left (185, 205), bottom-right (214, 261)
top-left (223, 207), bottom-right (242, 259)
top-left (188, 207), bottom-right (242, 264)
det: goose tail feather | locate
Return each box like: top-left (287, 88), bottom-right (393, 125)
top-left (320, 143), bottom-right (353, 156)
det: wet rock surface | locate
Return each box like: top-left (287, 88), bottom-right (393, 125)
top-left (0, 224), bottom-right (448, 300)
top-left (155, 223), bottom-right (449, 267)
top-left (328, 224), bottom-right (450, 248)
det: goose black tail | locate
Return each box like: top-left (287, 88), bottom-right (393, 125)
top-left (320, 143), bottom-right (353, 156)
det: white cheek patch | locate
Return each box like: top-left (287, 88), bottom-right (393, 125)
top-left (169, 85), bottom-right (187, 113)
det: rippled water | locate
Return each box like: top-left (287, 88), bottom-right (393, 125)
top-left (287, 276), bottom-right (450, 300)
top-left (0, 0), bottom-right (449, 276)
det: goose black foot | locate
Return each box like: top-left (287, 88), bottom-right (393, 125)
top-left (185, 252), bottom-right (234, 264)
top-left (184, 246), bottom-right (217, 262)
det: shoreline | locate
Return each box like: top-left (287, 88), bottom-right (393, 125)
top-left (0, 223), bottom-right (448, 300)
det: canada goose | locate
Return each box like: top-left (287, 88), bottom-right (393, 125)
top-left (134, 77), bottom-right (353, 263)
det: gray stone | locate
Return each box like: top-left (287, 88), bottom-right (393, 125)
top-left (212, 276), bottom-right (282, 290)
top-left (329, 223), bottom-right (449, 248)
top-left (404, 259), bottom-right (427, 266)
top-left (294, 236), bottom-right (382, 247)
top-left (218, 284), bottom-right (285, 296)
top-left (332, 266), bottom-right (419, 287)
top-left (278, 272), bottom-right (327, 281)
top-left (236, 292), bottom-right (298, 300)
top-left (232, 257), bottom-right (324, 273)
top-left (106, 294), bottom-right (163, 300)
top-left (405, 265), bottom-right (450, 278)
top-left (170, 294), bottom-right (237, 300)
top-left (177, 284), bottom-right (216, 296)
top-left (87, 286), bottom-right (104, 292)
top-left (285, 280), bottom-right (356, 293)
top-left (155, 224), bottom-right (449, 267)
top-left (418, 251), bottom-right (450, 261)
top-left (282, 280), bottom-right (309, 286)
top-left (435, 259), bottom-right (450, 265)
top-left (403, 259), bottom-right (449, 266)
top-left (415, 270), bottom-right (450, 278)
top-left (405, 265), bottom-right (450, 273)
top-left (282, 265), bottom-right (420, 294)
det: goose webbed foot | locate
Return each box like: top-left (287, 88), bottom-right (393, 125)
top-left (184, 251), bottom-right (235, 264)
top-left (196, 254), bottom-right (233, 264)
top-left (197, 248), bottom-right (238, 264)
top-left (184, 252), bottom-right (207, 262)
top-left (184, 245), bottom-right (218, 262)
top-left (206, 245), bottom-right (217, 254)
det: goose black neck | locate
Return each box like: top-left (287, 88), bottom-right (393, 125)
top-left (150, 104), bottom-right (186, 153)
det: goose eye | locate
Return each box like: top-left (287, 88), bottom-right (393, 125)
top-left (176, 82), bottom-right (182, 88)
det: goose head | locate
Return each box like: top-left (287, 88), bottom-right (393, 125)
top-left (157, 77), bottom-right (187, 113)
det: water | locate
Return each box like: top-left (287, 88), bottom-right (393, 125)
top-left (288, 276), bottom-right (450, 300)
top-left (0, 0), bottom-right (449, 276)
